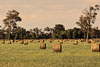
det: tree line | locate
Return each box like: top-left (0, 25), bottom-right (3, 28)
top-left (0, 24), bottom-right (100, 40)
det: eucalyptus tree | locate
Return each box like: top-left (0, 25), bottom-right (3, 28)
top-left (3, 10), bottom-right (22, 40)
top-left (76, 5), bottom-right (100, 40)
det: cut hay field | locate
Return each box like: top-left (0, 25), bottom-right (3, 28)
top-left (0, 40), bottom-right (100, 67)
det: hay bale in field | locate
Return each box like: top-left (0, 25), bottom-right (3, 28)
top-left (37, 40), bottom-right (40, 42)
top-left (63, 40), bottom-right (66, 42)
top-left (91, 41), bottom-right (96, 44)
top-left (49, 40), bottom-right (52, 43)
top-left (59, 40), bottom-right (63, 44)
top-left (24, 41), bottom-right (28, 45)
top-left (20, 40), bottom-right (24, 44)
top-left (12, 40), bottom-right (15, 43)
top-left (30, 40), bottom-right (33, 43)
top-left (88, 41), bottom-right (91, 43)
top-left (2, 40), bottom-right (5, 44)
top-left (80, 39), bottom-right (85, 42)
top-left (91, 43), bottom-right (100, 52)
top-left (86, 40), bottom-right (91, 43)
top-left (48, 39), bottom-right (52, 43)
top-left (8, 40), bottom-right (12, 44)
top-left (95, 39), bottom-right (100, 42)
top-left (73, 40), bottom-right (78, 45)
top-left (40, 42), bottom-right (46, 49)
top-left (41, 40), bottom-right (44, 42)
top-left (53, 44), bottom-right (62, 52)
top-left (16, 40), bottom-right (18, 42)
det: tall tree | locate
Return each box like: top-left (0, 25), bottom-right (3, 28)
top-left (76, 5), bottom-right (100, 40)
top-left (3, 10), bottom-right (22, 40)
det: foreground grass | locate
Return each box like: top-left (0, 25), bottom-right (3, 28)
top-left (0, 40), bottom-right (100, 67)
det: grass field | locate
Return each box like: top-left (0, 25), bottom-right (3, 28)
top-left (0, 40), bottom-right (100, 67)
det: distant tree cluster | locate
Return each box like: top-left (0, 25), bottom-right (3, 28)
top-left (1, 23), bottom-right (100, 40)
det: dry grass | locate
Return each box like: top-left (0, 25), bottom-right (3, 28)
top-left (0, 39), bottom-right (100, 67)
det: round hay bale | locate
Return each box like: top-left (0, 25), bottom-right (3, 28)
top-left (86, 40), bottom-right (91, 43)
top-left (73, 40), bottom-right (78, 45)
top-left (37, 40), bottom-right (40, 42)
top-left (80, 39), bottom-right (85, 42)
top-left (40, 42), bottom-right (46, 49)
top-left (30, 40), bottom-right (33, 43)
top-left (8, 40), bottom-right (12, 44)
top-left (20, 40), bottom-right (24, 44)
top-left (48, 39), bottom-right (52, 43)
top-left (24, 41), bottom-right (28, 45)
top-left (53, 44), bottom-right (62, 52)
top-left (12, 40), bottom-right (15, 43)
top-left (91, 41), bottom-right (96, 44)
top-left (16, 40), bottom-right (18, 42)
top-left (49, 40), bottom-right (52, 43)
top-left (2, 40), bottom-right (5, 44)
top-left (63, 39), bottom-right (66, 42)
top-left (60, 40), bottom-right (63, 44)
top-left (91, 43), bottom-right (100, 52)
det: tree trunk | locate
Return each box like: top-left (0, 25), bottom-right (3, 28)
top-left (8, 28), bottom-right (10, 40)
top-left (84, 32), bottom-right (86, 39)
top-left (86, 32), bottom-right (89, 40)
top-left (14, 34), bottom-right (17, 42)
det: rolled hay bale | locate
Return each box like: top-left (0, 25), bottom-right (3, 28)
top-left (2, 40), bottom-right (5, 44)
top-left (53, 43), bottom-right (62, 52)
top-left (91, 43), bottom-right (100, 52)
top-left (30, 40), bottom-right (33, 43)
top-left (37, 40), bottom-right (40, 42)
top-left (20, 40), bottom-right (24, 44)
top-left (40, 42), bottom-right (46, 49)
top-left (59, 40), bottom-right (63, 44)
top-left (41, 39), bottom-right (44, 43)
top-left (63, 39), bottom-right (67, 42)
top-left (86, 40), bottom-right (91, 43)
top-left (49, 40), bottom-right (52, 43)
top-left (88, 41), bottom-right (91, 43)
top-left (91, 41), bottom-right (96, 44)
top-left (80, 39), bottom-right (85, 42)
top-left (73, 40), bottom-right (78, 45)
top-left (48, 39), bottom-right (52, 43)
top-left (95, 39), bottom-right (100, 42)
top-left (16, 40), bottom-right (18, 42)
top-left (12, 40), bottom-right (15, 43)
top-left (24, 41), bottom-right (28, 45)
top-left (8, 40), bottom-right (12, 44)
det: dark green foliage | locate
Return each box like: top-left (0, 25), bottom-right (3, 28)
top-left (1, 24), bottom-right (100, 39)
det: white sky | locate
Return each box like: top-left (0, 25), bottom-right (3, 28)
top-left (0, 0), bottom-right (100, 30)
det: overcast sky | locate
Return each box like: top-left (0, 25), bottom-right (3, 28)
top-left (0, 0), bottom-right (100, 30)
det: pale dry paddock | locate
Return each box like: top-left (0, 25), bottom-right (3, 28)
top-left (0, 39), bottom-right (99, 67)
